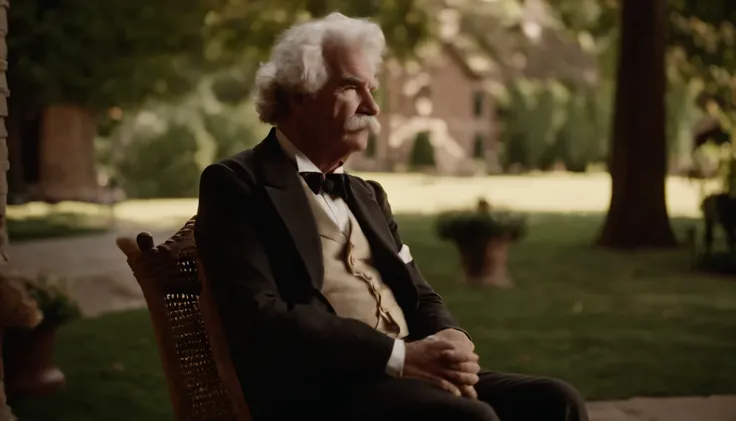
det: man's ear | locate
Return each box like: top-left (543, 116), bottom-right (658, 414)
top-left (279, 89), bottom-right (305, 114)
top-left (290, 92), bottom-right (307, 110)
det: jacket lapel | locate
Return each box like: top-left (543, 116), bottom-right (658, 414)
top-left (345, 179), bottom-right (401, 256)
top-left (257, 130), bottom-right (325, 289)
top-left (346, 178), bottom-right (418, 304)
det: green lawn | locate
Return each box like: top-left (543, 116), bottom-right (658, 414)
top-left (10, 212), bottom-right (736, 421)
top-left (8, 211), bottom-right (111, 242)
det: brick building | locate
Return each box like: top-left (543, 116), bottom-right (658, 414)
top-left (348, 40), bottom-right (502, 176)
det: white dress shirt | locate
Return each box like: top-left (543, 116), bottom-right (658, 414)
top-left (275, 129), bottom-right (406, 378)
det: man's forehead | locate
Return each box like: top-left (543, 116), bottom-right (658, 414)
top-left (324, 43), bottom-right (379, 85)
top-left (337, 74), bottom-right (379, 88)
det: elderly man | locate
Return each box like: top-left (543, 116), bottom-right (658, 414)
top-left (195, 12), bottom-right (588, 421)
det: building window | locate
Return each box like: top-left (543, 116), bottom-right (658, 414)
top-left (473, 91), bottom-right (484, 117)
top-left (473, 133), bottom-right (485, 158)
top-left (417, 85), bottom-right (432, 99)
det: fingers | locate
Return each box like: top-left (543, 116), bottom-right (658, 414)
top-left (440, 349), bottom-right (479, 364)
top-left (442, 370), bottom-right (479, 387)
top-left (425, 335), bottom-right (452, 346)
top-left (426, 373), bottom-right (463, 397)
top-left (425, 337), bottom-right (457, 351)
top-left (451, 361), bottom-right (481, 374)
top-left (459, 385), bottom-right (478, 400)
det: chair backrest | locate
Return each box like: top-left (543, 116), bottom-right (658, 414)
top-left (116, 217), bottom-right (251, 421)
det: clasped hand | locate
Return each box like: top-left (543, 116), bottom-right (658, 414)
top-left (403, 329), bottom-right (480, 399)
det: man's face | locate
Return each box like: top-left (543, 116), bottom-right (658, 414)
top-left (295, 41), bottom-right (381, 157)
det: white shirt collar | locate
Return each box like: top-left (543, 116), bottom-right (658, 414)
top-left (275, 128), bottom-right (344, 174)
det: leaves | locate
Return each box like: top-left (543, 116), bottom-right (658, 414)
top-left (9, 0), bottom-right (433, 112)
top-left (545, 0), bottom-right (736, 123)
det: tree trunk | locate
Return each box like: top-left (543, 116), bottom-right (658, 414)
top-left (597, 0), bottom-right (678, 249)
top-left (5, 98), bottom-right (37, 206)
top-left (37, 105), bottom-right (99, 203)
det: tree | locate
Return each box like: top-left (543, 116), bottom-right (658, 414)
top-left (546, 0), bottom-right (736, 249)
top-left (596, 0), bottom-right (678, 248)
top-left (9, 0), bottom-right (433, 111)
top-left (410, 131), bottom-right (436, 169)
top-left (7, 0), bottom-right (433, 201)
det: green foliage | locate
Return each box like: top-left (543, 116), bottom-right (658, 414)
top-left (8, 0), bottom-right (434, 112)
top-left (547, 0), bottom-right (736, 127)
top-left (436, 199), bottom-right (526, 245)
top-left (500, 81), bottom-right (556, 169)
top-left (498, 79), bottom-right (608, 171)
top-left (114, 124), bottom-right (202, 198)
top-left (96, 89), bottom-right (271, 198)
top-left (409, 131), bottom-right (436, 168)
top-left (473, 134), bottom-right (485, 159)
top-left (546, 0), bottom-right (620, 39)
top-left (21, 276), bottom-right (81, 327)
top-left (202, 110), bottom-right (265, 162)
top-left (554, 89), bottom-right (606, 171)
top-left (666, 77), bottom-right (705, 172)
top-left (209, 66), bottom-right (260, 107)
top-left (8, 0), bottom-right (212, 109)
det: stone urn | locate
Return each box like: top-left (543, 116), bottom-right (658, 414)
top-left (456, 237), bottom-right (513, 288)
top-left (2, 275), bottom-right (79, 402)
top-left (0, 274), bottom-right (43, 421)
top-left (3, 323), bottom-right (66, 400)
top-left (436, 199), bottom-right (525, 289)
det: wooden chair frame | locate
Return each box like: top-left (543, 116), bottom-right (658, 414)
top-left (116, 217), bottom-right (251, 421)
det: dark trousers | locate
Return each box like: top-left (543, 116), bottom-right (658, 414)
top-left (338, 371), bottom-right (589, 421)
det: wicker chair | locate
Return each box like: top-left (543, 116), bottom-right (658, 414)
top-left (116, 217), bottom-right (251, 421)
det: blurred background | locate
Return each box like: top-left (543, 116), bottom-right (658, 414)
top-left (0, 0), bottom-right (735, 420)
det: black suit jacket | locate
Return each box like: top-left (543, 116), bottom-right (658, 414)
top-left (194, 129), bottom-right (465, 416)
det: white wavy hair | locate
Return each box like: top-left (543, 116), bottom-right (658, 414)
top-left (253, 12), bottom-right (386, 125)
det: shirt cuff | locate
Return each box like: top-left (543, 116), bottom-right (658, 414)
top-left (384, 339), bottom-right (405, 378)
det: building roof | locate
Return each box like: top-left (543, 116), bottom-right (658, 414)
top-left (435, 0), bottom-right (598, 87)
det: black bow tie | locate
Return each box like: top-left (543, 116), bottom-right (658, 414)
top-left (300, 172), bottom-right (349, 199)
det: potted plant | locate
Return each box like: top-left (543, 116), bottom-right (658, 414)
top-left (0, 274), bottom-right (43, 420)
top-left (436, 198), bottom-right (526, 288)
top-left (2, 275), bottom-right (80, 400)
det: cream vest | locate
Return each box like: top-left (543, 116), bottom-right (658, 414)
top-left (300, 180), bottom-right (409, 339)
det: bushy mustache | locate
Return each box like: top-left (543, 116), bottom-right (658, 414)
top-left (345, 114), bottom-right (381, 134)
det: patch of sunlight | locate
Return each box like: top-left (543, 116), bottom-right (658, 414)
top-left (353, 172), bottom-right (705, 217)
top-left (8, 201), bottom-right (113, 219)
top-left (6, 174), bottom-right (707, 230)
top-left (113, 199), bottom-right (198, 224)
top-left (8, 199), bottom-right (199, 231)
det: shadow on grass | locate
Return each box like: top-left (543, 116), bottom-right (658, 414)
top-left (10, 211), bottom-right (736, 421)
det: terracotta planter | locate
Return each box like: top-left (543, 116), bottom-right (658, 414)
top-left (456, 237), bottom-right (513, 288)
top-left (3, 324), bottom-right (65, 401)
top-left (0, 330), bottom-right (17, 421)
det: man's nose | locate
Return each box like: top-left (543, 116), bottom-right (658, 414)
top-left (361, 91), bottom-right (380, 116)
